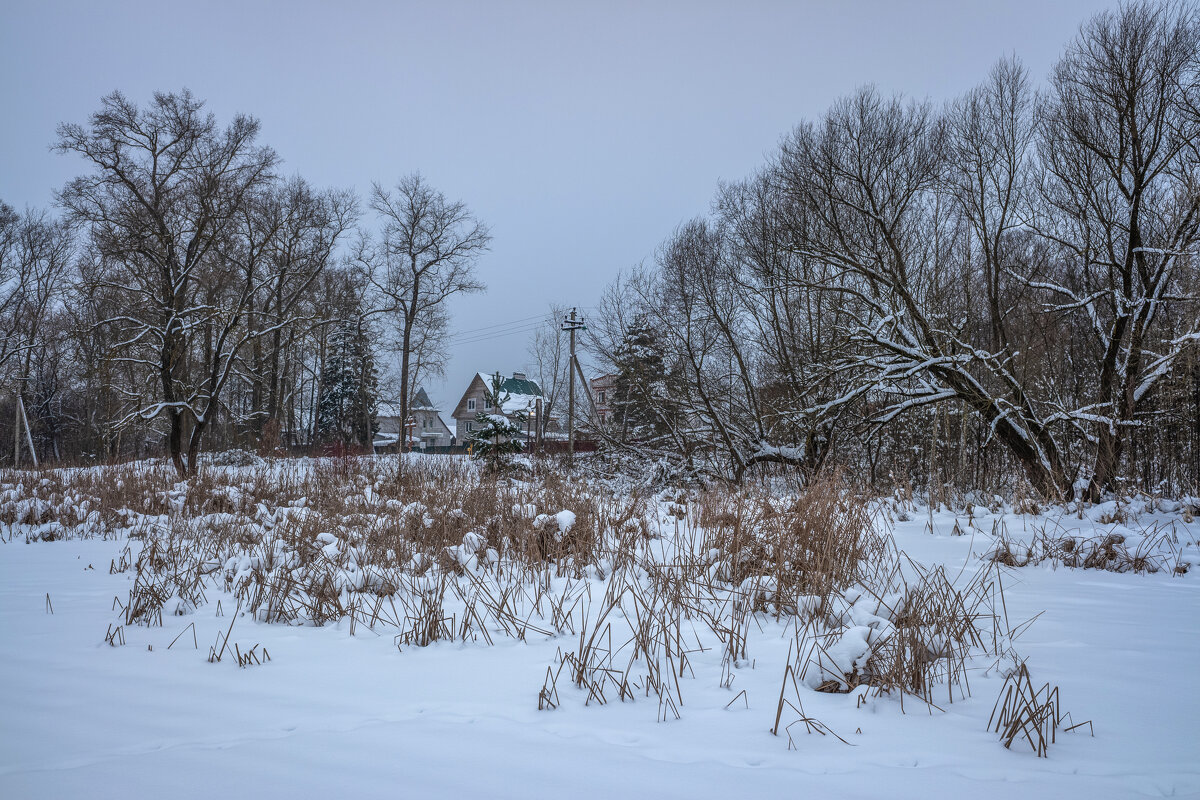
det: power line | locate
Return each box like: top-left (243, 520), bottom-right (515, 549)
top-left (447, 320), bottom-right (543, 341)
top-left (445, 313), bottom-right (548, 338)
top-left (445, 307), bottom-right (598, 346)
top-left (449, 323), bottom-right (545, 347)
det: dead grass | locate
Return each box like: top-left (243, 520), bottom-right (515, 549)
top-left (694, 473), bottom-right (887, 617)
top-left (2, 456), bottom-right (1084, 755)
top-left (986, 517), bottom-right (1188, 575)
top-left (988, 662), bottom-right (1091, 756)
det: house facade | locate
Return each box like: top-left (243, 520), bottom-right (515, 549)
top-left (410, 388), bottom-right (454, 448)
top-left (589, 373), bottom-right (616, 427)
top-left (375, 387), bottom-right (453, 451)
top-left (452, 372), bottom-right (544, 443)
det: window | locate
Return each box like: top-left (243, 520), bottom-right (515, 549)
top-left (484, 396), bottom-right (493, 410)
top-left (466, 422), bottom-right (473, 432)
top-left (598, 390), bottom-right (606, 404)
top-left (467, 398), bottom-right (476, 411)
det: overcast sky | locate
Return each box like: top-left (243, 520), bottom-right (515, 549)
top-left (1, 0), bottom-right (1114, 411)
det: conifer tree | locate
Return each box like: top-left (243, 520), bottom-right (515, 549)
top-left (316, 319), bottom-right (379, 448)
top-left (612, 319), bottom-right (681, 442)
top-left (470, 372), bottom-right (526, 471)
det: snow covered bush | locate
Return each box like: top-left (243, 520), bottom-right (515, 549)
top-left (987, 519), bottom-right (1190, 575)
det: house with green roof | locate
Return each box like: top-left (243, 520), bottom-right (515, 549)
top-left (451, 371), bottom-right (545, 444)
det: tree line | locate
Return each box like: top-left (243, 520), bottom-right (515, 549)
top-left (1, 90), bottom-right (489, 475)
top-left (588, 2), bottom-right (1200, 500)
top-left (4, 1), bottom-right (1197, 500)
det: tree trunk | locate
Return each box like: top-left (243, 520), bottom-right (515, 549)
top-left (168, 408), bottom-right (187, 476)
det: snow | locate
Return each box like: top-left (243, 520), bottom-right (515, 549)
top-left (532, 509), bottom-right (576, 541)
top-left (554, 509), bottom-right (576, 535)
top-left (0, 469), bottom-right (1198, 798)
top-left (473, 372), bottom-right (541, 416)
top-left (501, 393), bottom-right (540, 415)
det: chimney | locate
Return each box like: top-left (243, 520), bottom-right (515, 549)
top-left (512, 371), bottom-right (526, 381)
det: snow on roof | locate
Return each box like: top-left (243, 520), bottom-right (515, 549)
top-left (501, 393), bottom-right (540, 414)
top-left (411, 387), bottom-right (438, 411)
top-left (475, 372), bottom-right (544, 404)
top-left (502, 376), bottom-right (541, 397)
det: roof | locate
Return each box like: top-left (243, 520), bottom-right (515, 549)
top-left (412, 387), bottom-right (437, 411)
top-left (501, 376), bottom-right (542, 397)
top-left (496, 374), bottom-right (542, 415)
top-left (473, 372), bottom-right (542, 398)
top-left (501, 393), bottom-right (539, 414)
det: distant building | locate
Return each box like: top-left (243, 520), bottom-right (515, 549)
top-left (452, 371), bottom-right (544, 443)
top-left (589, 373), bottom-right (616, 427)
top-left (409, 388), bottom-right (454, 448)
top-left (375, 387), bottom-right (453, 451)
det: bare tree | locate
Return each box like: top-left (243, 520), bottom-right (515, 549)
top-left (0, 204), bottom-right (72, 384)
top-left (945, 55), bottom-right (1036, 356)
top-left (0, 202), bottom-right (73, 463)
top-left (56, 89), bottom-right (278, 475)
top-left (526, 303), bottom-right (570, 440)
top-left (245, 178), bottom-right (357, 441)
top-left (574, 4), bottom-right (1198, 498)
top-left (1028, 1), bottom-right (1200, 499)
top-left (368, 174), bottom-right (489, 449)
top-left (773, 87), bottom-right (1074, 496)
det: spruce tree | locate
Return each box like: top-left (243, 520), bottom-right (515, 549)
top-left (470, 372), bottom-right (526, 471)
top-left (317, 319), bottom-right (379, 448)
top-left (611, 319), bottom-right (681, 442)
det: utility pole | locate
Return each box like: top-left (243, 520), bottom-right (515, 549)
top-left (13, 391), bottom-right (20, 467)
top-left (561, 307), bottom-right (586, 468)
top-left (13, 390), bottom-right (37, 468)
top-left (535, 396), bottom-right (543, 453)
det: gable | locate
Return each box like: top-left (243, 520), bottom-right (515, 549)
top-left (412, 387), bottom-right (437, 410)
top-left (453, 372), bottom-right (546, 421)
top-left (452, 374), bottom-right (489, 420)
top-left (414, 408), bottom-right (453, 436)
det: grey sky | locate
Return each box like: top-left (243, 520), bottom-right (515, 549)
top-left (1, 0), bottom-right (1113, 412)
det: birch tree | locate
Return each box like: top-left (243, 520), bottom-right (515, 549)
top-left (527, 303), bottom-right (570, 440)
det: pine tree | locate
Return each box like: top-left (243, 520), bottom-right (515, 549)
top-left (611, 319), bottom-right (681, 442)
top-left (470, 372), bottom-right (526, 471)
top-left (316, 319), bottom-right (379, 448)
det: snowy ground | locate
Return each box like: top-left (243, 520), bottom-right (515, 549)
top-left (1, 463), bottom-right (1198, 799)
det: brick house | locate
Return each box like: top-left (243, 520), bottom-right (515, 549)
top-left (589, 373), bottom-right (616, 426)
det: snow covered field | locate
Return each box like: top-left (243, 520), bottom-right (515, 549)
top-left (1, 457), bottom-right (1198, 799)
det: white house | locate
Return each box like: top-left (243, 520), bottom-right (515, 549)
top-left (375, 387), bottom-right (454, 450)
